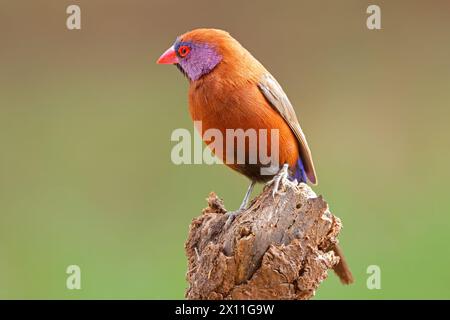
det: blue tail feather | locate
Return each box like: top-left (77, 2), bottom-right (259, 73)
top-left (294, 158), bottom-right (307, 183)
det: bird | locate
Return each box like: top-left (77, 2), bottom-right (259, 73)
top-left (157, 28), bottom-right (353, 284)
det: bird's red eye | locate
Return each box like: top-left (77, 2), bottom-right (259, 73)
top-left (178, 45), bottom-right (190, 57)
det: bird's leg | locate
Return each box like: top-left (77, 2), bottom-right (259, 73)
top-left (224, 181), bottom-right (256, 228)
top-left (238, 180), bottom-right (256, 211)
top-left (268, 163), bottom-right (291, 197)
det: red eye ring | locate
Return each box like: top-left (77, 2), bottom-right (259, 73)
top-left (178, 45), bottom-right (190, 57)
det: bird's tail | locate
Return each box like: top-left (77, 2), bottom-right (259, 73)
top-left (294, 158), bottom-right (307, 183)
top-left (331, 243), bottom-right (354, 285)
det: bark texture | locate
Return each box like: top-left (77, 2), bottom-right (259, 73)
top-left (185, 181), bottom-right (351, 300)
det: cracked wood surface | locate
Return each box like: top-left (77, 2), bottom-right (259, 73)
top-left (185, 182), bottom-right (351, 300)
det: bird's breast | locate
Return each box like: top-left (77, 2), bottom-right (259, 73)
top-left (188, 79), bottom-right (299, 181)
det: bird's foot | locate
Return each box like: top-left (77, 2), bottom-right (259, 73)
top-left (267, 163), bottom-right (293, 198)
top-left (224, 209), bottom-right (242, 229)
top-left (224, 180), bottom-right (256, 229)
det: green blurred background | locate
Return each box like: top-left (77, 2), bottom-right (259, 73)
top-left (1, 0), bottom-right (449, 299)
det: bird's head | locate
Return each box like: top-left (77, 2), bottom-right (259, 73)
top-left (157, 28), bottom-right (245, 81)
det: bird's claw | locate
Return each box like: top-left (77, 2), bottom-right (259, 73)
top-left (268, 164), bottom-right (292, 198)
top-left (223, 180), bottom-right (256, 229)
top-left (224, 210), bottom-right (241, 229)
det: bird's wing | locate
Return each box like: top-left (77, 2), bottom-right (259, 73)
top-left (258, 73), bottom-right (317, 184)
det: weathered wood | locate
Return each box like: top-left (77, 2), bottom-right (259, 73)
top-left (185, 181), bottom-right (352, 300)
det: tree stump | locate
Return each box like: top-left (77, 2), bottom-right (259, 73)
top-left (185, 181), bottom-right (352, 300)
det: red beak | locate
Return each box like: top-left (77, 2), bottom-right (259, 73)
top-left (157, 46), bottom-right (179, 64)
